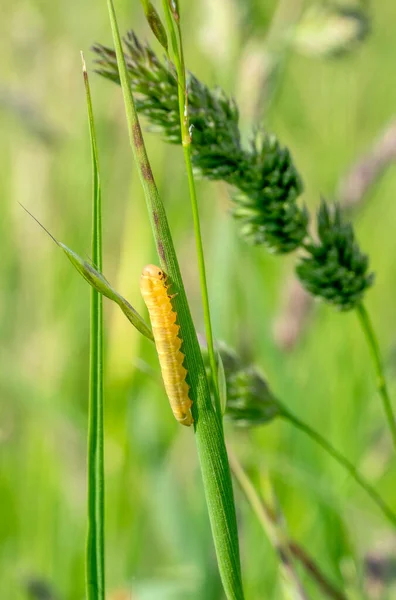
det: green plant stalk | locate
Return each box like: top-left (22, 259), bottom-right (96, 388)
top-left (105, 2), bottom-right (244, 598)
top-left (356, 303), bottom-right (396, 450)
top-left (162, 2), bottom-right (220, 404)
top-left (280, 406), bottom-right (396, 527)
top-left (228, 447), bottom-right (309, 600)
top-left (82, 54), bottom-right (105, 600)
top-left (228, 447), bottom-right (346, 600)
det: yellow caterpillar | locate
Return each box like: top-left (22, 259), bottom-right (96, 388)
top-left (140, 264), bottom-right (193, 426)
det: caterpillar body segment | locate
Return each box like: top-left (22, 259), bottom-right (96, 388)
top-left (140, 264), bottom-right (193, 426)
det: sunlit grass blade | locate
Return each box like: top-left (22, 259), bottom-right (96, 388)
top-left (104, 1), bottom-right (244, 598)
top-left (19, 203), bottom-right (153, 342)
top-left (60, 243), bottom-right (153, 341)
top-left (82, 52), bottom-right (105, 600)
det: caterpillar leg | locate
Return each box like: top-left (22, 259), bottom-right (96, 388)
top-left (179, 410), bottom-right (194, 427)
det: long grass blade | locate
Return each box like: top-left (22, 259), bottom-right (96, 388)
top-left (82, 52), bottom-right (105, 600)
top-left (18, 202), bottom-right (153, 342)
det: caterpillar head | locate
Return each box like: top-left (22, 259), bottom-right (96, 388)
top-left (141, 264), bottom-right (166, 282)
top-left (140, 265), bottom-right (166, 290)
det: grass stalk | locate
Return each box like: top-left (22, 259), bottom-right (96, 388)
top-left (228, 447), bottom-right (346, 600)
top-left (104, 2), bottom-right (244, 597)
top-left (280, 407), bottom-right (396, 527)
top-left (356, 303), bottom-right (396, 450)
top-left (228, 447), bottom-right (310, 600)
top-left (82, 54), bottom-right (105, 600)
top-left (162, 1), bottom-right (220, 403)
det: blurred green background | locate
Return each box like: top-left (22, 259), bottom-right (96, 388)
top-left (1, 0), bottom-right (396, 598)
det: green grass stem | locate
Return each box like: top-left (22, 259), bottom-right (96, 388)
top-left (228, 447), bottom-right (309, 599)
top-left (228, 447), bottom-right (346, 600)
top-left (82, 53), bottom-right (105, 600)
top-left (104, 2), bottom-right (244, 598)
top-left (356, 303), bottom-right (396, 450)
top-left (280, 407), bottom-right (396, 527)
top-left (161, 0), bottom-right (220, 404)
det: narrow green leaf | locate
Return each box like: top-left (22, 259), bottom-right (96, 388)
top-left (139, 0), bottom-right (168, 50)
top-left (60, 243), bottom-right (153, 342)
top-left (18, 205), bottom-right (153, 343)
top-left (81, 52), bottom-right (105, 600)
top-left (104, 2), bottom-right (244, 597)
